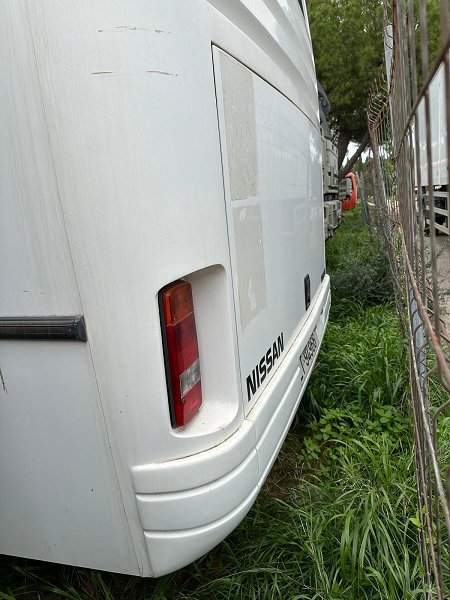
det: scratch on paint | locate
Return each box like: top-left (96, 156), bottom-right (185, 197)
top-left (0, 367), bottom-right (7, 393)
top-left (146, 70), bottom-right (177, 76)
top-left (97, 26), bottom-right (170, 34)
top-left (91, 71), bottom-right (114, 75)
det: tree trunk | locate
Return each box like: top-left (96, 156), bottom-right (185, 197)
top-left (337, 130), bottom-right (352, 170)
top-left (338, 129), bottom-right (370, 180)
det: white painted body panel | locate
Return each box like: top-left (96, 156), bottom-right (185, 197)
top-left (1, 0), bottom-right (328, 576)
top-left (418, 55), bottom-right (449, 187)
top-left (213, 47), bottom-right (325, 412)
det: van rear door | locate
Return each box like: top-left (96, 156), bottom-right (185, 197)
top-left (213, 48), bottom-right (325, 413)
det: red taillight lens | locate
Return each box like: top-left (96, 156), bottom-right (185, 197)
top-left (159, 281), bottom-right (202, 428)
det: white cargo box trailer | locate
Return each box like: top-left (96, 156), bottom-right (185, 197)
top-left (417, 53), bottom-right (449, 234)
top-left (0, 0), bottom-right (330, 577)
top-left (322, 136), bottom-right (339, 201)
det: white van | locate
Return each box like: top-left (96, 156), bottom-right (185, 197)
top-left (0, 0), bottom-right (330, 577)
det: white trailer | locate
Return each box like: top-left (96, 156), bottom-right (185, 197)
top-left (0, 0), bottom-right (330, 577)
top-left (417, 55), bottom-right (449, 234)
top-left (318, 82), bottom-right (341, 237)
top-left (322, 137), bottom-right (339, 201)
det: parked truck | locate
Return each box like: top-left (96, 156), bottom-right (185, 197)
top-left (318, 82), bottom-right (342, 239)
top-left (339, 172), bottom-right (358, 211)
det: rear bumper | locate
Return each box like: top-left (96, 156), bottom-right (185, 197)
top-left (132, 276), bottom-right (330, 576)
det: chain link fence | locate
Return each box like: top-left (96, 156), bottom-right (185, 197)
top-left (368, 0), bottom-right (450, 596)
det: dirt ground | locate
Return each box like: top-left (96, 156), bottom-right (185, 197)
top-left (424, 234), bottom-right (450, 333)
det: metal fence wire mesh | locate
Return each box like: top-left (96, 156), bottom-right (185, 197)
top-left (368, 0), bottom-right (450, 595)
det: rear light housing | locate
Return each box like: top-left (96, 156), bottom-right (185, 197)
top-left (159, 281), bottom-right (202, 428)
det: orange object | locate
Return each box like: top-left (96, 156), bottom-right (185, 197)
top-left (342, 172), bottom-right (357, 210)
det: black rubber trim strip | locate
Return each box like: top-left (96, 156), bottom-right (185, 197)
top-left (0, 316), bottom-right (87, 341)
top-left (159, 282), bottom-right (182, 428)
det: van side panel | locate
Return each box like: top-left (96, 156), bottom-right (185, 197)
top-left (0, 1), bottom-right (140, 574)
top-left (0, 343), bottom-right (140, 574)
top-left (0, 1), bottom-right (80, 316)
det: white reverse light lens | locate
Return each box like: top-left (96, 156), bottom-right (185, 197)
top-left (179, 358), bottom-right (201, 399)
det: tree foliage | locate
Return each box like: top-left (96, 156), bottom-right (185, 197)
top-left (306, 0), bottom-right (442, 171)
top-left (415, 0), bottom-right (443, 76)
top-left (306, 0), bottom-right (385, 167)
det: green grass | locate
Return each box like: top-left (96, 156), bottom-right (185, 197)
top-left (326, 208), bottom-right (393, 308)
top-left (0, 205), bottom-right (425, 599)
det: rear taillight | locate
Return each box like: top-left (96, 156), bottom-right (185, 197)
top-left (159, 281), bottom-right (202, 428)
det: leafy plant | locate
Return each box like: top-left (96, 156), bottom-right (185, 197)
top-left (326, 207), bottom-right (394, 308)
